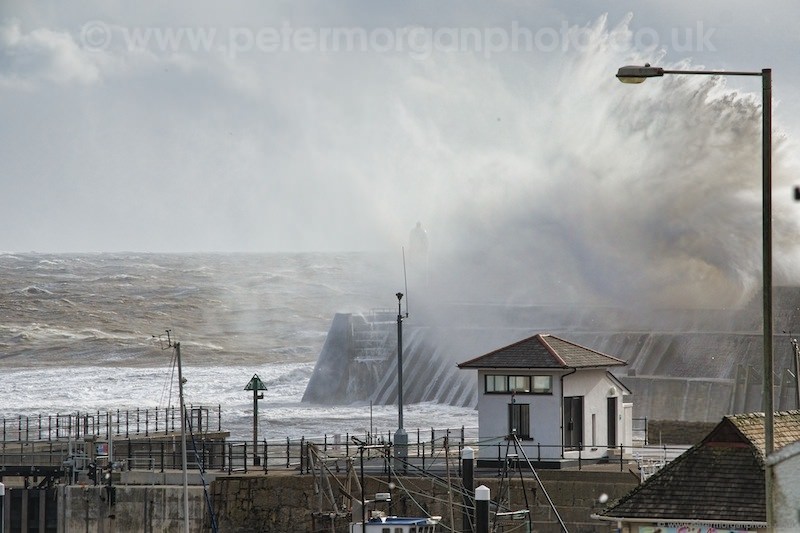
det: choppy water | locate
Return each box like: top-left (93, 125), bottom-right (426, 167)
top-left (0, 252), bottom-right (476, 440)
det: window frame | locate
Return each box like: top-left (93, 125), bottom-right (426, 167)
top-left (484, 374), bottom-right (553, 395)
top-left (508, 402), bottom-right (531, 439)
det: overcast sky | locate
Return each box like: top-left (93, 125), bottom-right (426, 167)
top-left (1, 0), bottom-right (799, 294)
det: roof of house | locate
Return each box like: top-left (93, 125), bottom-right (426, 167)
top-left (457, 333), bottom-right (627, 370)
top-left (598, 410), bottom-right (800, 525)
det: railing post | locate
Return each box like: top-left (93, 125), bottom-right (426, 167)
top-left (578, 443), bottom-right (582, 470)
top-left (300, 437), bottom-right (305, 473)
top-left (263, 439), bottom-right (268, 474)
top-left (286, 437), bottom-right (290, 469)
top-left (619, 444), bottom-right (624, 471)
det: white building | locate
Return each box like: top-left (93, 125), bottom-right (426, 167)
top-left (457, 333), bottom-right (632, 462)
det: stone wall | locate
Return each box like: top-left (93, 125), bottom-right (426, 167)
top-left (211, 469), bottom-right (639, 533)
top-left (60, 484), bottom-right (207, 533)
top-left (647, 420), bottom-right (716, 445)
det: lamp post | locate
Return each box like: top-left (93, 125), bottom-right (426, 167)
top-left (616, 63), bottom-right (773, 525)
top-left (394, 292), bottom-right (408, 471)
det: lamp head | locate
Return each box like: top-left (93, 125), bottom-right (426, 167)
top-left (616, 63), bottom-right (664, 84)
top-left (396, 292), bottom-right (403, 302)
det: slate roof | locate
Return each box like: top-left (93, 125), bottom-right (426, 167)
top-left (598, 410), bottom-right (800, 525)
top-left (457, 333), bottom-right (627, 370)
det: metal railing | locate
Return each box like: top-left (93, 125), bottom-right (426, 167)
top-left (0, 435), bottom-right (686, 482)
top-left (0, 406), bottom-right (222, 442)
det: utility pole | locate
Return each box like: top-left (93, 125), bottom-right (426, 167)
top-left (155, 330), bottom-right (190, 533)
top-left (175, 341), bottom-right (190, 533)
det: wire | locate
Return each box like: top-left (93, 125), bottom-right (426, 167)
top-left (186, 394), bottom-right (219, 532)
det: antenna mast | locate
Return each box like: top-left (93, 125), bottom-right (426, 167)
top-left (154, 330), bottom-right (190, 533)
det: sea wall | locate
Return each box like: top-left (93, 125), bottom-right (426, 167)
top-left (58, 484), bottom-right (207, 533)
top-left (210, 470), bottom-right (639, 533)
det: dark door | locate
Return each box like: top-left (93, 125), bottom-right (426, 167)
top-left (563, 396), bottom-right (583, 450)
top-left (607, 397), bottom-right (617, 448)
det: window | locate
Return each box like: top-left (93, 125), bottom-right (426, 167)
top-left (508, 375), bottom-right (530, 392)
top-left (485, 374), bottom-right (506, 392)
top-left (508, 403), bottom-right (530, 439)
top-left (485, 374), bottom-right (552, 394)
top-left (532, 375), bottom-right (552, 394)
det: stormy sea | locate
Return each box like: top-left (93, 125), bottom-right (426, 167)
top-left (0, 252), bottom-right (477, 440)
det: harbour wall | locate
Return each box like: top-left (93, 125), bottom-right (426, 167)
top-left (10, 469), bottom-right (638, 532)
top-left (210, 470), bottom-right (639, 533)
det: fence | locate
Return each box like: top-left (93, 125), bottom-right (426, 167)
top-left (0, 406), bottom-right (222, 442)
top-left (0, 413), bottom-right (668, 479)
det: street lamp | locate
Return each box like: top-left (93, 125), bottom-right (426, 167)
top-left (616, 63), bottom-right (773, 524)
top-left (394, 292), bottom-right (408, 471)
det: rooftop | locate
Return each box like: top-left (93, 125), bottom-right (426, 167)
top-left (457, 333), bottom-right (627, 370)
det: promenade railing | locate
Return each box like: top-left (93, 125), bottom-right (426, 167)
top-left (0, 405), bottom-right (221, 442)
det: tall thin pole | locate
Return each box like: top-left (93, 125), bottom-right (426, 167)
top-left (396, 293), bottom-right (404, 431)
top-left (253, 388), bottom-right (259, 466)
top-left (176, 343), bottom-right (190, 533)
top-left (762, 67), bottom-right (774, 527)
top-left (617, 65), bottom-right (774, 528)
top-left (394, 292), bottom-right (408, 471)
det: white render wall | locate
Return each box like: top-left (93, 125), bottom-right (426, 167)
top-left (472, 368), bottom-right (631, 461)
top-left (769, 440), bottom-right (800, 532)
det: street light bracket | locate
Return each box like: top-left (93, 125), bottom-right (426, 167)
top-left (616, 64), bottom-right (664, 83)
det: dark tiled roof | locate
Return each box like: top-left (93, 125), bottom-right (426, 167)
top-left (600, 410), bottom-right (800, 524)
top-left (600, 443), bottom-right (765, 522)
top-left (457, 333), bottom-right (626, 370)
top-left (725, 410), bottom-right (800, 458)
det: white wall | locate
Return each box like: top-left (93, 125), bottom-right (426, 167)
top-left (472, 368), bottom-right (631, 461)
top-left (769, 440), bottom-right (800, 532)
top-left (564, 369), bottom-right (627, 458)
top-left (475, 369), bottom-right (564, 460)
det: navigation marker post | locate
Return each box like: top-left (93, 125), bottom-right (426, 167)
top-left (244, 374), bottom-right (267, 467)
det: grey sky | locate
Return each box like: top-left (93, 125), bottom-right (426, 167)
top-left (0, 1), bottom-right (798, 292)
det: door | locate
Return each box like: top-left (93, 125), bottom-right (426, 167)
top-left (563, 396), bottom-right (583, 450)
top-left (607, 397), bottom-right (617, 448)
